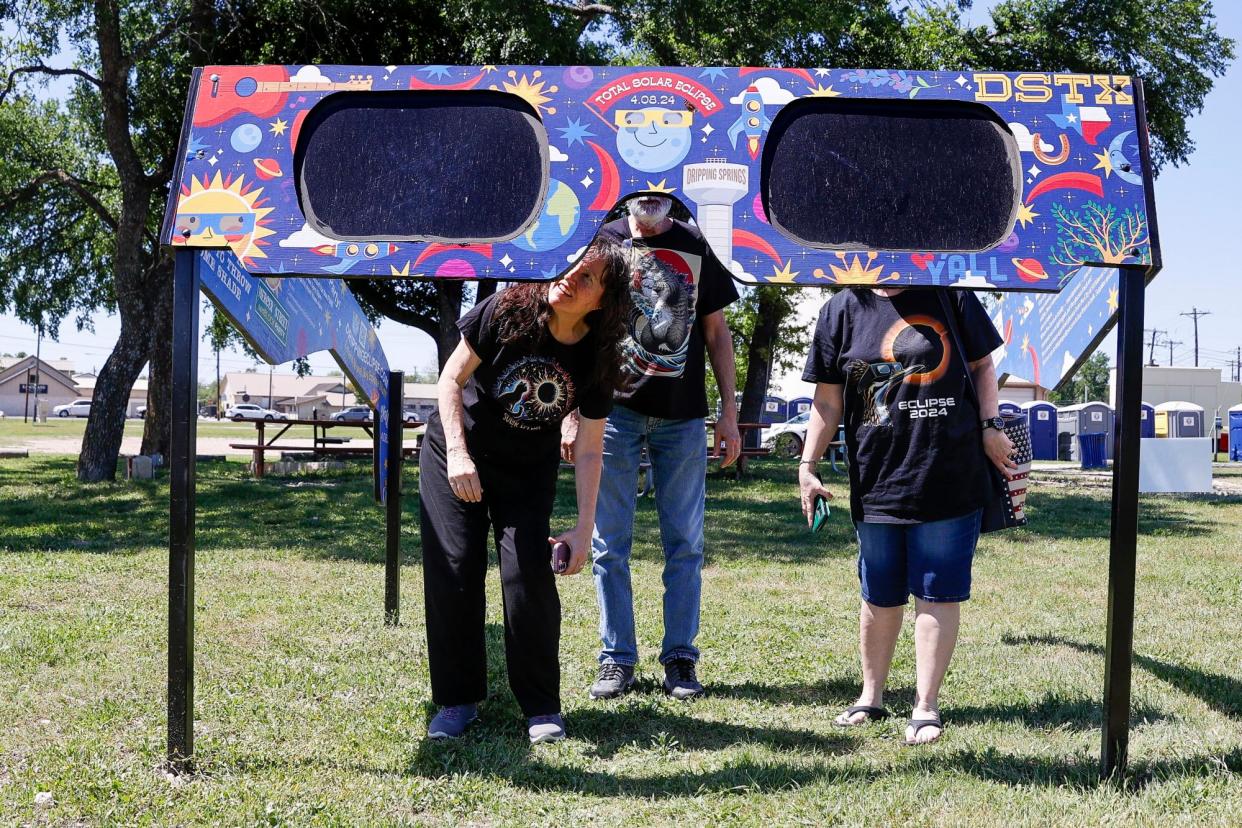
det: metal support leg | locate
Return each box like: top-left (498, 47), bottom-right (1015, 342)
top-left (1101, 266), bottom-right (1146, 780)
top-left (169, 249), bottom-right (200, 768)
top-left (384, 371), bottom-right (404, 625)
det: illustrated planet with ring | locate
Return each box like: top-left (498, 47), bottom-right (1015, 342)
top-left (1012, 257), bottom-right (1049, 283)
top-left (253, 157), bottom-right (283, 180)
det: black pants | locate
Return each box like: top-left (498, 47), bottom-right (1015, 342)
top-left (419, 422), bottom-right (561, 717)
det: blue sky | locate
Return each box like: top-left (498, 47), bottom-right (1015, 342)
top-left (2, 4), bottom-right (1239, 384)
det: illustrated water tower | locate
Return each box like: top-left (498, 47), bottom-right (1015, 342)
top-left (682, 158), bottom-right (750, 270)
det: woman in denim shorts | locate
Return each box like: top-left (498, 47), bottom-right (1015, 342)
top-left (796, 287), bottom-right (1017, 744)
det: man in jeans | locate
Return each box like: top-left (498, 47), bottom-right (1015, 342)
top-left (563, 194), bottom-right (741, 700)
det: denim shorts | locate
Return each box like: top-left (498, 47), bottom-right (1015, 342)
top-left (854, 509), bottom-right (983, 607)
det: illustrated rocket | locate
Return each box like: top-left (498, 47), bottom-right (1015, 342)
top-left (727, 86), bottom-right (772, 159)
top-left (312, 241), bottom-right (399, 274)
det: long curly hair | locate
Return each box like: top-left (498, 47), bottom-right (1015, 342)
top-left (494, 236), bottom-right (633, 396)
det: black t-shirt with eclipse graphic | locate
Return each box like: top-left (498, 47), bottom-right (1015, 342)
top-left (453, 291), bottom-right (613, 465)
top-left (802, 289), bottom-right (1002, 524)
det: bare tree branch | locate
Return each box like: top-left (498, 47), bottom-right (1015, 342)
top-left (0, 63), bottom-right (104, 105)
top-left (0, 169), bottom-right (120, 230)
top-left (125, 13), bottom-right (189, 66)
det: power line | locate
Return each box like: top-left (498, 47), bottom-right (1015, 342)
top-left (1165, 339), bottom-right (1183, 366)
top-left (1179, 307), bottom-right (1212, 367)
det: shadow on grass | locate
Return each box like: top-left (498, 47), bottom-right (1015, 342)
top-left (1012, 489), bottom-right (1218, 541)
top-left (1004, 634), bottom-right (1242, 720)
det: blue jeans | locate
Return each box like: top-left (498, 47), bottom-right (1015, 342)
top-left (854, 509), bottom-right (983, 607)
top-left (592, 404), bottom-right (706, 666)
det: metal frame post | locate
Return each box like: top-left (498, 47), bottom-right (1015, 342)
top-left (1100, 267), bottom-right (1146, 780)
top-left (384, 370), bottom-right (404, 625)
top-left (168, 249), bottom-right (200, 768)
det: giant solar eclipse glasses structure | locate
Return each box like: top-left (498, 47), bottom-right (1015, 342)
top-left (161, 64), bottom-right (1161, 779)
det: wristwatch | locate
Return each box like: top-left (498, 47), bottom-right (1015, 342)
top-left (981, 416), bottom-right (1005, 431)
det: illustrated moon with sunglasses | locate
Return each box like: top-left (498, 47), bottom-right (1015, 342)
top-left (615, 107), bottom-right (693, 173)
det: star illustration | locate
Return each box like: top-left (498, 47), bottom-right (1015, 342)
top-left (644, 178), bottom-right (676, 193)
top-left (1106, 286), bottom-right (1119, 313)
top-left (268, 118), bottom-right (288, 136)
top-left (419, 65), bottom-right (452, 79)
top-left (813, 67), bottom-right (830, 77)
top-left (805, 83), bottom-right (840, 97)
top-left (556, 117), bottom-right (595, 146)
top-left (184, 132), bottom-right (208, 158)
top-left (699, 67), bottom-right (728, 82)
top-left (1016, 203), bottom-right (1039, 229)
top-left (1021, 333), bottom-right (1030, 355)
top-left (1092, 149), bottom-right (1114, 178)
top-left (768, 261), bottom-right (799, 283)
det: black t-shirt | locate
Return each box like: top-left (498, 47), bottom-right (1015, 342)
top-left (802, 289), bottom-right (1002, 524)
top-left (598, 218), bottom-right (739, 419)
top-left (453, 291), bottom-right (613, 463)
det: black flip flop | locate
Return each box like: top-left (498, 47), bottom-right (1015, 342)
top-left (902, 715), bottom-right (944, 746)
top-left (834, 705), bottom-right (891, 727)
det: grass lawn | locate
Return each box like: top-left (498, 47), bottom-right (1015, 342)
top-left (0, 455), bottom-right (1239, 825)
top-left (0, 418), bottom-right (336, 444)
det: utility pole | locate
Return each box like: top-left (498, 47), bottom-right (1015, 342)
top-left (215, 349), bottom-right (221, 419)
top-left (1180, 308), bottom-right (1211, 367)
top-left (32, 324), bottom-right (42, 422)
top-left (1144, 329), bottom-right (1164, 366)
top-left (1165, 338), bottom-right (1182, 366)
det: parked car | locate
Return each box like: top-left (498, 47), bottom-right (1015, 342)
top-left (332, 406), bottom-right (373, 422)
top-left (54, 399), bottom-right (92, 418)
top-left (402, 407), bottom-right (422, 424)
top-left (135, 405), bottom-right (147, 419)
top-left (761, 410), bottom-right (810, 457)
top-left (225, 402), bottom-right (284, 421)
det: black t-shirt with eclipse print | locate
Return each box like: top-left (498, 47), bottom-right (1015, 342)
top-left (802, 289), bottom-right (1002, 524)
top-left (451, 290), bottom-right (613, 464)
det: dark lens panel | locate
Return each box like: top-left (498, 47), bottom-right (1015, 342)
top-left (296, 91), bottom-right (547, 242)
top-left (761, 98), bottom-right (1019, 252)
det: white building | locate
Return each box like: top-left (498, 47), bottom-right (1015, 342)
top-left (1110, 366), bottom-right (1242, 432)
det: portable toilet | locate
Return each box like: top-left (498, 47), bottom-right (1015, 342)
top-left (760, 395), bottom-right (787, 425)
top-left (1058, 402), bottom-right (1115, 461)
top-left (1155, 401), bottom-right (1204, 438)
top-left (789, 396), bottom-right (813, 416)
top-left (1229, 404), bottom-right (1242, 461)
top-left (1140, 401), bottom-right (1155, 438)
top-left (1021, 400), bottom-right (1058, 460)
top-left (998, 399), bottom-right (1022, 418)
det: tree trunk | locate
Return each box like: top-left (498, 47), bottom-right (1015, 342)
top-left (434, 282), bottom-right (465, 369)
top-left (738, 287), bottom-right (786, 446)
top-left (140, 255), bottom-right (174, 458)
top-left (77, 319), bottom-right (150, 481)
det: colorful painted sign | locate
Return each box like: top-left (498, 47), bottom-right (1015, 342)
top-left (196, 248), bottom-right (393, 499)
top-left (987, 265), bottom-right (1120, 390)
top-left (162, 65), bottom-right (1155, 292)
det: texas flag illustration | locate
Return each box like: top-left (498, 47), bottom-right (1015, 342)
top-left (1048, 94), bottom-right (1112, 145)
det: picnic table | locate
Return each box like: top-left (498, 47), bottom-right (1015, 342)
top-left (229, 417), bottom-right (424, 478)
top-left (707, 421), bottom-right (771, 480)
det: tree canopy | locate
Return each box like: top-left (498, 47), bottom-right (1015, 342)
top-left (0, 0), bottom-right (1233, 479)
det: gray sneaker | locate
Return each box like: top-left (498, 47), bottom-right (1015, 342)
top-left (427, 704), bottom-right (477, 739)
top-left (528, 713), bottom-right (566, 744)
top-left (589, 662), bottom-right (636, 699)
top-left (663, 658), bottom-right (704, 700)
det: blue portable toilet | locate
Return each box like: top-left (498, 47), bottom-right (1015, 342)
top-left (998, 399), bottom-right (1022, 418)
top-left (760, 395), bottom-right (787, 425)
top-left (1021, 400), bottom-right (1058, 460)
top-left (1058, 402), bottom-right (1115, 461)
top-left (1229, 404), bottom-right (1242, 461)
top-left (789, 396), bottom-right (813, 416)
top-left (1140, 401), bottom-right (1155, 438)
